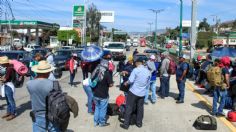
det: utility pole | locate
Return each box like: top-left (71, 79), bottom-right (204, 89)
top-left (211, 15), bottom-right (220, 35)
top-left (190, 0), bottom-right (197, 62)
top-left (149, 9), bottom-right (164, 49)
top-left (179, 0), bottom-right (183, 56)
top-left (147, 22), bottom-right (153, 36)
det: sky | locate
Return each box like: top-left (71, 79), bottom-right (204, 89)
top-left (2, 0), bottom-right (236, 32)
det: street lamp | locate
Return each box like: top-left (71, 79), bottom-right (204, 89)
top-left (149, 9), bottom-right (164, 49)
top-left (179, 0), bottom-right (183, 56)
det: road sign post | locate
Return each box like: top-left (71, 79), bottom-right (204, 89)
top-left (73, 5), bottom-right (85, 45)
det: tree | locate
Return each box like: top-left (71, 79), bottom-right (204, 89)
top-left (232, 20), bottom-right (236, 31)
top-left (196, 32), bottom-right (216, 49)
top-left (86, 3), bottom-right (101, 42)
top-left (41, 29), bottom-right (57, 44)
top-left (57, 30), bottom-right (80, 45)
top-left (198, 18), bottom-right (210, 31)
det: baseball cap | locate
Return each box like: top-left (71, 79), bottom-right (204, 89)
top-left (150, 55), bottom-right (156, 60)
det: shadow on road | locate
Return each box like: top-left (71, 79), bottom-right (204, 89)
top-left (66, 129), bottom-right (74, 132)
top-left (169, 92), bottom-right (179, 99)
top-left (17, 101), bottom-right (31, 116)
top-left (191, 101), bottom-right (211, 113)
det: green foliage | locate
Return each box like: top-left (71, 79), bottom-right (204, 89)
top-left (198, 18), bottom-right (210, 31)
top-left (57, 30), bottom-right (80, 44)
top-left (113, 34), bottom-right (127, 42)
top-left (232, 20), bottom-right (236, 31)
top-left (41, 29), bottom-right (58, 43)
top-left (86, 3), bottom-right (101, 42)
top-left (196, 32), bottom-right (216, 49)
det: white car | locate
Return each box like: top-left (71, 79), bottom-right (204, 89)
top-left (24, 44), bottom-right (41, 52)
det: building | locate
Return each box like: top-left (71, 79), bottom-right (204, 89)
top-left (212, 31), bottom-right (236, 46)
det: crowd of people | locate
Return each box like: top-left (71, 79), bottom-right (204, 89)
top-left (2, 45), bottom-right (236, 131)
top-left (192, 54), bottom-right (236, 117)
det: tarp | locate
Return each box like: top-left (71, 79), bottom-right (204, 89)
top-left (211, 47), bottom-right (236, 58)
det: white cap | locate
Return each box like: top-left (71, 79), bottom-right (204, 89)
top-left (150, 55), bottom-right (156, 60)
top-left (72, 53), bottom-right (78, 57)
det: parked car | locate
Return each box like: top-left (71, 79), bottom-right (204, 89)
top-left (61, 46), bottom-right (75, 50)
top-left (54, 49), bottom-right (73, 70)
top-left (30, 48), bottom-right (50, 60)
top-left (0, 51), bottom-right (32, 88)
top-left (144, 49), bottom-right (160, 56)
top-left (24, 44), bottom-right (41, 52)
top-left (0, 50), bottom-right (31, 67)
top-left (105, 42), bottom-right (126, 61)
top-left (133, 53), bottom-right (148, 64)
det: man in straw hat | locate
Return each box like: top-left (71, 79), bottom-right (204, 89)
top-left (26, 60), bottom-right (60, 131)
top-left (0, 56), bottom-right (17, 121)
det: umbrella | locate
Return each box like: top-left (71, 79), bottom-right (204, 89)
top-left (211, 47), bottom-right (236, 58)
top-left (81, 45), bottom-right (103, 62)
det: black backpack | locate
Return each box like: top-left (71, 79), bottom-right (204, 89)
top-left (193, 115), bottom-right (217, 130)
top-left (46, 81), bottom-right (70, 131)
top-left (186, 63), bottom-right (194, 79)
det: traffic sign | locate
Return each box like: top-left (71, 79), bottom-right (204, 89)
top-left (73, 5), bottom-right (85, 17)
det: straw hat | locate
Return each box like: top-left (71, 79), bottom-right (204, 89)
top-left (128, 55), bottom-right (133, 61)
top-left (31, 60), bottom-right (55, 73)
top-left (0, 56), bottom-right (9, 64)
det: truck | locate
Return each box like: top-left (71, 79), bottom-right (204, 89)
top-left (105, 42), bottom-right (126, 61)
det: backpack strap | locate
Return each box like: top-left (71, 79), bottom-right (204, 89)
top-left (53, 81), bottom-right (61, 91)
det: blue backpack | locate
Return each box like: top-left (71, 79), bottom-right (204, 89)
top-left (186, 63), bottom-right (194, 79)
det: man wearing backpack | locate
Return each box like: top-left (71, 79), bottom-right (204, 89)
top-left (160, 52), bottom-right (171, 99)
top-left (176, 55), bottom-right (188, 104)
top-left (211, 58), bottom-right (230, 116)
top-left (27, 60), bottom-right (60, 131)
top-left (91, 59), bottom-right (113, 127)
top-left (0, 56), bottom-right (16, 121)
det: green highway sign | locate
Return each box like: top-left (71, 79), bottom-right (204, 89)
top-left (73, 5), bottom-right (85, 17)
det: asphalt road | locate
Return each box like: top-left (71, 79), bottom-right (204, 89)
top-left (0, 46), bottom-right (232, 132)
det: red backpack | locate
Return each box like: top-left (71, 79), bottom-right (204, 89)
top-left (167, 58), bottom-right (177, 75)
top-left (228, 111), bottom-right (236, 122)
top-left (116, 94), bottom-right (125, 107)
top-left (108, 61), bottom-right (115, 72)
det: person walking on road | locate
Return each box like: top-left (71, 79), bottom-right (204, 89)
top-left (0, 56), bottom-right (16, 121)
top-left (91, 59), bottom-right (113, 127)
top-left (133, 49), bottom-right (139, 56)
top-left (69, 53), bottom-right (78, 87)
top-left (46, 50), bottom-right (56, 81)
top-left (145, 55), bottom-right (159, 104)
top-left (26, 60), bottom-right (60, 132)
top-left (176, 55), bottom-right (188, 104)
top-left (120, 58), bottom-right (151, 129)
top-left (160, 52), bottom-right (170, 99)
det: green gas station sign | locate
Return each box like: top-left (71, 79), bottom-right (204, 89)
top-left (73, 5), bottom-right (85, 17)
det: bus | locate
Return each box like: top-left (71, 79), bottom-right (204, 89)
top-left (140, 37), bottom-right (146, 47)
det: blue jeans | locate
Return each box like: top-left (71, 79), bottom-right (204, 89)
top-left (33, 115), bottom-right (60, 132)
top-left (93, 97), bottom-right (108, 126)
top-left (160, 76), bottom-right (170, 97)
top-left (212, 87), bottom-right (227, 114)
top-left (177, 80), bottom-right (186, 101)
top-left (5, 85), bottom-right (16, 115)
top-left (83, 85), bottom-right (94, 113)
top-left (70, 70), bottom-right (76, 85)
top-left (145, 80), bottom-right (157, 103)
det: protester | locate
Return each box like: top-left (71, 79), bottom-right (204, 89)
top-left (121, 56), bottom-right (135, 95)
top-left (46, 50), bottom-right (56, 81)
top-left (159, 52), bottom-right (170, 99)
top-left (91, 59), bottom-right (113, 127)
top-left (133, 49), bottom-right (139, 56)
top-left (103, 54), bottom-right (115, 82)
top-left (26, 60), bottom-right (60, 131)
top-left (69, 53), bottom-right (78, 87)
top-left (0, 56), bottom-right (16, 121)
top-left (211, 58), bottom-right (230, 116)
top-left (193, 56), bottom-right (202, 82)
top-left (120, 58), bottom-right (151, 129)
top-left (175, 55), bottom-right (188, 104)
top-left (81, 61), bottom-right (89, 80)
top-left (145, 55), bottom-right (158, 104)
top-left (29, 53), bottom-right (42, 80)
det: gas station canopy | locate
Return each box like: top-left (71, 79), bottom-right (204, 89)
top-left (0, 20), bottom-right (60, 29)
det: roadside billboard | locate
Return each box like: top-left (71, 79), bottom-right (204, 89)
top-left (182, 20), bottom-right (200, 28)
top-left (100, 11), bottom-right (115, 23)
